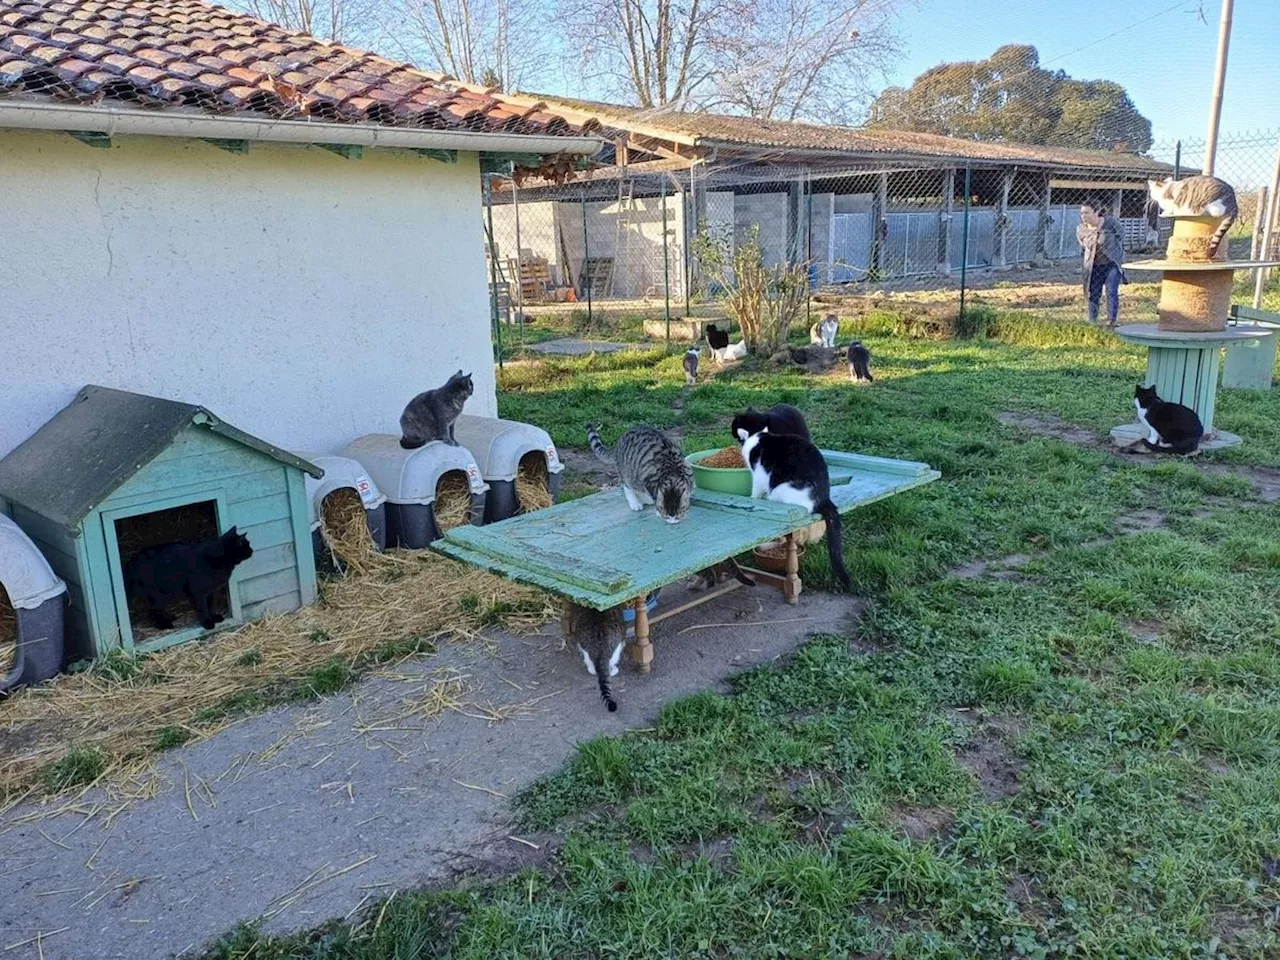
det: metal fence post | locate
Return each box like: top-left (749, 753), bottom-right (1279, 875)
top-left (511, 176), bottom-right (524, 339)
top-left (662, 176), bottom-right (671, 343)
top-left (959, 162), bottom-right (972, 322)
top-left (483, 174), bottom-right (504, 369)
top-left (581, 186), bottom-right (592, 326)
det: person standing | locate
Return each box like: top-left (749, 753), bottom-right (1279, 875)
top-left (1077, 201), bottom-right (1127, 327)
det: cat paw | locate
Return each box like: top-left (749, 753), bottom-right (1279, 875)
top-left (199, 618), bottom-right (218, 630)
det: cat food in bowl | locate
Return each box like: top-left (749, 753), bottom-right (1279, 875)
top-left (753, 538), bottom-right (805, 573)
top-left (688, 447), bottom-right (751, 496)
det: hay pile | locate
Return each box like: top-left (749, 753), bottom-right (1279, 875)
top-left (433, 473), bottom-right (472, 532)
top-left (0, 584), bottom-right (15, 679)
top-left (515, 453), bottom-right (554, 513)
top-left (320, 488), bottom-right (379, 575)
top-left (0, 549), bottom-right (552, 810)
top-left (701, 446), bottom-right (745, 468)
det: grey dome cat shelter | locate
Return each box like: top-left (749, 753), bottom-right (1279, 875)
top-left (0, 514), bottom-right (67, 691)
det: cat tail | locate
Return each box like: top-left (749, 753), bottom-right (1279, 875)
top-left (399, 435), bottom-right (426, 450)
top-left (586, 424), bottom-right (612, 463)
top-left (817, 500), bottom-right (851, 591)
top-left (594, 652), bottom-right (618, 712)
top-left (1208, 212), bottom-right (1234, 257)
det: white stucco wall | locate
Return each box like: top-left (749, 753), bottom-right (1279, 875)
top-left (0, 130), bottom-right (498, 460)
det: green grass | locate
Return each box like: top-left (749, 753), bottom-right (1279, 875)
top-left (40, 745), bottom-right (106, 793)
top-left (205, 316), bottom-right (1280, 959)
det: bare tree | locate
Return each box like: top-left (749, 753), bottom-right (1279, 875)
top-left (399, 0), bottom-right (551, 90)
top-left (707, 0), bottom-right (899, 122)
top-left (236, 0), bottom-right (376, 42)
top-left (560, 0), bottom-right (899, 121)
top-left (564, 0), bottom-right (726, 108)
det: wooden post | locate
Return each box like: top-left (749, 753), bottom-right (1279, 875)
top-left (873, 172), bottom-right (888, 278)
top-left (996, 169), bottom-right (1013, 268)
top-left (938, 168), bottom-right (955, 275)
top-left (1252, 187), bottom-right (1267, 260)
top-left (1203, 0), bottom-right (1234, 176)
top-left (1037, 172), bottom-right (1052, 262)
top-left (1112, 189), bottom-right (1123, 220)
top-left (628, 595), bottom-right (654, 673)
top-left (1255, 138), bottom-right (1280, 306)
top-left (782, 533), bottom-right (802, 604)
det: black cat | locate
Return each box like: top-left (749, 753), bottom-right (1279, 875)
top-left (848, 341), bottom-right (873, 383)
top-left (705, 323), bottom-right (730, 352)
top-left (737, 427), bottom-right (850, 591)
top-left (125, 527), bottom-right (254, 630)
top-left (730, 403), bottom-right (811, 442)
top-left (1133, 384), bottom-right (1203, 454)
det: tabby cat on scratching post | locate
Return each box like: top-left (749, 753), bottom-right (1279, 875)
top-left (1147, 176), bottom-right (1238, 259)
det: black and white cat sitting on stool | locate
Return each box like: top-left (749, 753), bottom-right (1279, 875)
top-left (1126, 384), bottom-right (1204, 456)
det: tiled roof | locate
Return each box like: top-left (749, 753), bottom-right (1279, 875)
top-left (513, 93), bottom-right (1173, 173)
top-left (0, 0), bottom-right (601, 139)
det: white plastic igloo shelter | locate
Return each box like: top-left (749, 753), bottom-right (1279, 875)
top-left (341, 435), bottom-right (488, 548)
top-left (452, 415), bottom-right (564, 522)
top-left (296, 453), bottom-right (388, 563)
top-left (0, 513), bottom-right (67, 691)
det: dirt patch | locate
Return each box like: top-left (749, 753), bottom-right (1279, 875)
top-left (1006, 874), bottom-right (1037, 906)
top-left (951, 553), bottom-right (1032, 582)
top-left (1202, 464), bottom-right (1280, 504)
top-left (893, 805), bottom-right (955, 842)
top-left (1212, 908), bottom-right (1259, 946)
top-left (997, 412), bottom-right (1100, 448)
top-left (1115, 509), bottom-right (1166, 533)
top-left (957, 717), bottom-right (1026, 801)
top-left (1126, 620), bottom-right (1163, 642)
top-left (677, 835), bottom-right (737, 869)
top-left (557, 447), bottom-right (616, 486)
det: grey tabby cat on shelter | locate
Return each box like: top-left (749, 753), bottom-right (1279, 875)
top-left (399, 371), bottom-right (473, 449)
top-left (1146, 176), bottom-right (1239, 258)
top-left (586, 424), bottom-right (693, 523)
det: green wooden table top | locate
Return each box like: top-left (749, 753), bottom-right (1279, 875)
top-left (433, 450), bottom-right (940, 609)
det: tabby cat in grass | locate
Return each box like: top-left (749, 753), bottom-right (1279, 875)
top-left (587, 424), bottom-right (692, 523)
top-left (125, 527), bottom-right (254, 631)
top-left (400, 370), bottom-right (473, 449)
top-left (563, 603), bottom-right (624, 711)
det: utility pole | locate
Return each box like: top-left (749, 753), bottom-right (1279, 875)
top-left (1203, 0), bottom-right (1234, 176)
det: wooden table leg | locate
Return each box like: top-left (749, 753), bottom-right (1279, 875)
top-left (627, 595), bottom-right (654, 674)
top-left (783, 533), bottom-right (803, 604)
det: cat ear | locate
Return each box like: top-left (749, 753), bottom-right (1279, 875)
top-left (761, 426), bottom-right (769, 433)
top-left (735, 427), bottom-right (748, 441)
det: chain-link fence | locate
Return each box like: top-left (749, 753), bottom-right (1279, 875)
top-left (482, 128), bottom-right (1280, 348)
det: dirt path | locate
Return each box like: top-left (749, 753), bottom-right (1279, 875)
top-left (0, 589), bottom-right (856, 960)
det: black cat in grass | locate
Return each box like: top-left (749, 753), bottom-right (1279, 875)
top-left (125, 527), bottom-right (254, 630)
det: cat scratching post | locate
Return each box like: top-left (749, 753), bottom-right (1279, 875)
top-left (1111, 197), bottom-right (1279, 451)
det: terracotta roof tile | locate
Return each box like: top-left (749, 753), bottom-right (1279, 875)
top-left (0, 0), bottom-right (601, 141)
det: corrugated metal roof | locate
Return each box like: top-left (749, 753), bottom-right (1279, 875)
top-left (0, 385), bottom-right (321, 530)
top-left (514, 93), bottom-right (1174, 173)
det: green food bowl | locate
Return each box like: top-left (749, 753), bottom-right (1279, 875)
top-left (687, 449), bottom-right (752, 496)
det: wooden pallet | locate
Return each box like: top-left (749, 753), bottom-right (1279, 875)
top-left (579, 257), bottom-right (615, 298)
top-left (510, 256), bottom-right (552, 302)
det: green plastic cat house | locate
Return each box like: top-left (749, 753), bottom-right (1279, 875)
top-left (0, 386), bottom-right (321, 660)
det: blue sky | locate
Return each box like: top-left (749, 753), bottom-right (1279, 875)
top-left (887, 0), bottom-right (1279, 146)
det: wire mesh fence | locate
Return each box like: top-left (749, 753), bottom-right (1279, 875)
top-left (482, 128), bottom-right (1280, 350)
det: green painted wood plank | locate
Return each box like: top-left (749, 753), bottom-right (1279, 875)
top-left (231, 491), bottom-right (292, 527)
top-left (107, 452), bottom-right (286, 503)
top-left (239, 517), bottom-right (294, 551)
top-left (284, 471), bottom-right (317, 606)
top-left (237, 541), bottom-right (296, 582)
top-left (80, 510), bottom-right (120, 654)
top-left (244, 590), bottom-right (303, 620)
top-left (97, 471), bottom-right (283, 514)
top-left (239, 566), bottom-right (301, 608)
